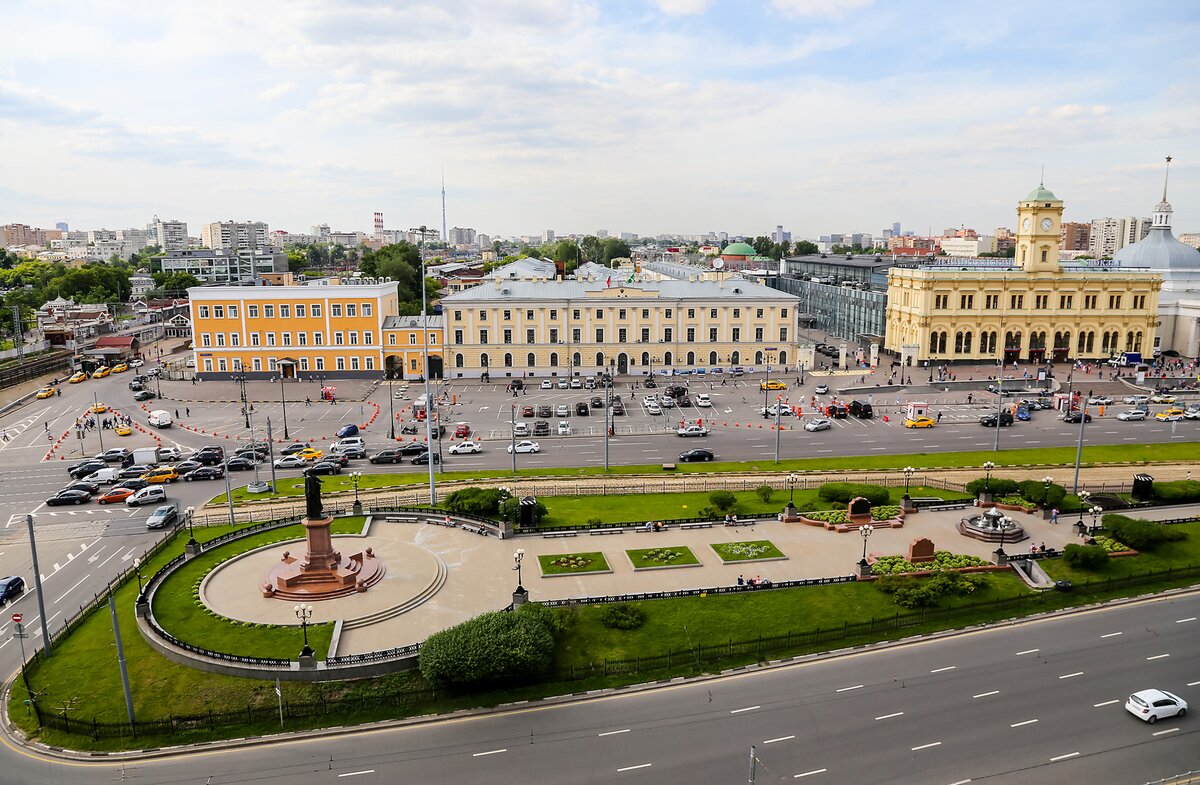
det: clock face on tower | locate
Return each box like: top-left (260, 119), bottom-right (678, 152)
top-left (1022, 218), bottom-right (1031, 230)
top-left (1041, 218), bottom-right (1053, 231)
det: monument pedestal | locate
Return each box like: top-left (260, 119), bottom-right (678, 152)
top-left (261, 515), bottom-right (386, 601)
top-left (856, 560), bottom-right (873, 577)
top-left (298, 653), bottom-right (317, 670)
top-left (512, 587), bottom-right (529, 607)
top-left (185, 540), bottom-right (202, 559)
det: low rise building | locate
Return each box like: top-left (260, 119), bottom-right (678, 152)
top-left (158, 247), bottom-right (288, 283)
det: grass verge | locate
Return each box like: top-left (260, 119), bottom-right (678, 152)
top-left (538, 551), bottom-right (611, 575)
top-left (626, 546), bottom-right (701, 569)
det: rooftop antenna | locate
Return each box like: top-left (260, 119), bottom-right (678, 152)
top-left (1039, 164), bottom-right (1045, 187)
top-left (441, 168), bottom-right (447, 248)
top-left (1162, 155), bottom-right (1173, 202)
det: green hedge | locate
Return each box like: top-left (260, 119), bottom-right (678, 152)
top-left (418, 603), bottom-right (554, 688)
top-left (871, 551), bottom-right (990, 575)
top-left (1151, 480), bottom-right (1200, 504)
top-left (1063, 543), bottom-right (1109, 570)
top-left (817, 482), bottom-right (889, 506)
top-left (443, 486), bottom-right (508, 517)
top-left (963, 477), bottom-right (1064, 508)
top-left (1103, 514), bottom-right (1188, 551)
top-left (965, 477), bottom-right (1020, 497)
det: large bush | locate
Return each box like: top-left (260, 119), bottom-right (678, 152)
top-left (599, 602), bottom-right (645, 630)
top-left (817, 482), bottom-right (889, 506)
top-left (876, 571), bottom-right (985, 608)
top-left (1103, 515), bottom-right (1187, 551)
top-left (708, 490), bottom-right (737, 512)
top-left (1151, 480), bottom-right (1200, 504)
top-left (419, 604), bottom-right (554, 688)
top-left (1016, 480), bottom-right (1067, 509)
top-left (444, 487), bottom-right (508, 517)
top-left (965, 477), bottom-right (1020, 497)
top-left (1062, 543), bottom-right (1110, 570)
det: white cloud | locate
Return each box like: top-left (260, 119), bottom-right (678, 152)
top-left (258, 81), bottom-right (297, 101)
top-left (771, 0), bottom-right (873, 17)
top-left (652, 0), bottom-right (708, 15)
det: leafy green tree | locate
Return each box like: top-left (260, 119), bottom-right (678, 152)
top-left (751, 236), bottom-right (772, 256)
top-left (599, 238), bottom-right (631, 266)
top-left (579, 235), bottom-right (603, 264)
top-left (793, 240), bottom-right (819, 255)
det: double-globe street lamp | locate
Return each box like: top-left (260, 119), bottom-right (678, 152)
top-left (513, 548), bottom-right (526, 592)
top-left (1089, 505), bottom-right (1104, 536)
top-left (294, 604), bottom-right (315, 658)
top-left (859, 523), bottom-right (874, 566)
top-left (1076, 490), bottom-right (1092, 535)
top-left (902, 466), bottom-right (915, 507)
top-left (982, 461), bottom-right (996, 496)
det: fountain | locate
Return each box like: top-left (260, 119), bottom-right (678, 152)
top-left (957, 506), bottom-right (1027, 544)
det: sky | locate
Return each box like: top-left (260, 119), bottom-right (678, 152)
top-left (2, 0), bottom-right (1199, 241)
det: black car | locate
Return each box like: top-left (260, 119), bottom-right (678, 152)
top-left (224, 457), bottom-right (256, 471)
top-left (590, 396), bottom-right (604, 408)
top-left (665, 385), bottom-right (687, 399)
top-left (114, 478), bottom-right (150, 492)
top-left (280, 443), bottom-right (310, 456)
top-left (643, 378), bottom-right (657, 388)
top-left (536, 405), bottom-right (553, 418)
top-left (980, 412), bottom-right (1014, 427)
top-left (128, 380), bottom-right (144, 391)
top-left (323, 453), bottom-right (351, 467)
top-left (183, 466), bottom-right (224, 481)
top-left (532, 420), bottom-right (550, 436)
top-left (0, 576), bottom-right (25, 605)
top-left (1063, 411), bottom-right (1093, 424)
top-left (47, 489), bottom-right (91, 506)
top-left (194, 451), bottom-right (225, 467)
top-left (677, 397), bottom-right (693, 408)
top-left (65, 481), bottom-right (101, 496)
top-left (679, 448), bottom-right (714, 462)
top-left (411, 451), bottom-right (442, 465)
top-left (575, 401), bottom-right (590, 416)
top-left (235, 446), bottom-right (269, 459)
top-left (611, 401), bottom-right (625, 415)
top-left (133, 390), bottom-right (156, 401)
top-left (304, 461), bottom-right (342, 476)
top-left (175, 459), bottom-right (204, 475)
top-left (68, 459), bottom-right (107, 480)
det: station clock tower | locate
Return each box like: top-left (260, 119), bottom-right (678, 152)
top-left (1016, 181), bottom-right (1064, 272)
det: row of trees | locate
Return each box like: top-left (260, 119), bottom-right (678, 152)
top-left (357, 242), bottom-right (443, 315)
top-left (750, 237), bottom-right (819, 260)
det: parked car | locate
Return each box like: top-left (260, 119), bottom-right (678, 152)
top-left (575, 401), bottom-right (590, 416)
top-left (611, 400), bottom-right (625, 415)
top-left (814, 384), bottom-right (829, 394)
top-left (557, 420), bottom-right (572, 435)
top-left (304, 461), bottom-right (343, 476)
top-left (695, 394), bottom-right (712, 407)
top-left (979, 412), bottom-right (1015, 427)
top-left (449, 440), bottom-right (482, 454)
top-left (274, 455), bottom-right (308, 469)
top-left (1125, 689), bottom-right (1187, 723)
top-left (1117, 409), bottom-right (1147, 421)
top-left (145, 505), bottom-right (179, 530)
top-left (128, 380), bottom-right (144, 391)
top-left (761, 404), bottom-right (794, 417)
top-left (513, 421), bottom-right (531, 437)
top-left (760, 380), bottom-right (787, 391)
top-left (555, 404), bottom-right (569, 417)
top-left (569, 378), bottom-right (582, 388)
top-left (532, 420), bottom-right (551, 436)
top-left (454, 423), bottom-right (471, 438)
top-left (0, 576), bottom-right (26, 604)
top-left (522, 405), bottom-right (536, 417)
top-left (1063, 411), bottom-right (1093, 424)
top-left (507, 440), bottom-right (541, 454)
top-left (47, 489), bottom-right (91, 506)
top-left (68, 372), bottom-right (87, 384)
top-left (646, 402), bottom-right (662, 415)
top-left (805, 418), bottom-right (832, 432)
top-left (133, 390), bottom-right (156, 401)
top-left (678, 448), bottom-right (714, 462)
top-left (590, 396), bottom-right (604, 408)
top-left (128, 358), bottom-right (144, 368)
top-left (182, 466), bottom-right (224, 482)
top-left (556, 379), bottom-right (568, 389)
top-left (336, 424), bottom-right (360, 438)
top-left (677, 425), bottom-right (709, 437)
top-left (536, 404), bottom-right (553, 418)
top-left (411, 451), bottom-right (442, 465)
top-left (540, 379), bottom-right (553, 389)
top-left (1150, 393), bottom-right (1177, 404)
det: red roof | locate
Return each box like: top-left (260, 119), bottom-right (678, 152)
top-left (94, 336), bottom-right (135, 349)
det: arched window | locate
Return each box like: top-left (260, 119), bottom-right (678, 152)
top-left (709, 351), bottom-right (718, 365)
top-left (730, 351), bottom-right (740, 365)
top-left (755, 350), bottom-right (764, 364)
top-left (664, 351), bottom-right (673, 366)
top-left (1125, 331), bottom-right (1135, 352)
top-left (937, 331), bottom-right (947, 354)
top-left (778, 350), bottom-right (787, 365)
top-left (503, 353), bottom-right (513, 367)
top-left (641, 351), bottom-right (649, 367)
top-left (1086, 331), bottom-right (1094, 353)
top-left (686, 351), bottom-right (695, 365)
top-left (963, 331), bottom-right (973, 353)
top-left (954, 331), bottom-right (965, 354)
top-left (1021, 247), bottom-right (1027, 263)
top-left (595, 352), bottom-right (604, 368)
top-left (526, 352), bottom-right (536, 367)
top-left (1077, 332), bottom-right (1087, 352)
top-left (454, 353), bottom-right (464, 368)
top-left (549, 352), bottom-right (558, 367)
top-left (480, 353), bottom-right (489, 368)
top-left (929, 332), bottom-right (939, 353)
top-left (572, 352), bottom-right (581, 368)
top-left (1134, 331), bottom-right (1143, 352)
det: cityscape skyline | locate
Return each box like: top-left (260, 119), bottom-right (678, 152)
top-left (1, 1), bottom-right (1198, 237)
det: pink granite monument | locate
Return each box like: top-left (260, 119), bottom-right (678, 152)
top-left (261, 474), bottom-right (385, 600)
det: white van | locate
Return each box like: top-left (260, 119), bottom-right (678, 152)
top-left (83, 467), bottom-right (120, 485)
top-left (148, 410), bottom-right (173, 428)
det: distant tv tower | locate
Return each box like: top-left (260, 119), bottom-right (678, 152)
top-left (441, 168), bottom-right (447, 246)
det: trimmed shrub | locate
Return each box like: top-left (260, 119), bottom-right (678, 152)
top-left (1062, 543), bottom-right (1110, 570)
top-left (875, 568), bottom-right (985, 608)
top-left (1151, 480), bottom-right (1200, 504)
top-left (1015, 480), bottom-right (1065, 508)
top-left (444, 486), bottom-right (508, 517)
top-left (754, 484), bottom-right (774, 503)
top-left (709, 490), bottom-right (737, 512)
top-left (501, 496), bottom-right (547, 526)
top-left (419, 604), bottom-right (554, 688)
top-left (1103, 515), bottom-right (1187, 551)
top-left (965, 477), bottom-right (1020, 497)
top-left (817, 482), bottom-right (889, 506)
top-left (599, 602), bottom-right (645, 630)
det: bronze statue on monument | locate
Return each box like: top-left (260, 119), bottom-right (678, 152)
top-left (305, 472), bottom-right (323, 520)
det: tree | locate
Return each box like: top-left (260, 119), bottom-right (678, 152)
top-left (793, 240), bottom-right (819, 255)
top-left (751, 236), bottom-right (772, 256)
top-left (600, 238), bottom-right (631, 266)
top-left (579, 235), bottom-right (603, 264)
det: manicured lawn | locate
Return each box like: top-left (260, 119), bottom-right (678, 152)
top-left (710, 540), bottom-right (785, 562)
top-left (539, 551), bottom-right (611, 575)
top-left (627, 546), bottom-right (701, 569)
top-left (1041, 519), bottom-right (1200, 584)
top-left (209, 442), bottom-right (1200, 504)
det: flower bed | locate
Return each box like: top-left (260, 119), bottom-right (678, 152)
top-left (991, 495), bottom-right (1038, 512)
top-left (626, 546), bottom-right (701, 570)
top-left (1092, 535), bottom-right (1134, 554)
top-left (802, 505), bottom-right (902, 525)
top-left (538, 551), bottom-right (612, 576)
top-left (870, 550), bottom-right (991, 576)
top-left (710, 540), bottom-right (786, 563)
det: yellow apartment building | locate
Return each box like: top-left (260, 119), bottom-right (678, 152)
top-left (382, 315), bottom-right (443, 379)
top-left (885, 184), bottom-right (1162, 366)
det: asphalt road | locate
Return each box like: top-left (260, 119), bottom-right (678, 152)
top-left (1, 591), bottom-right (1195, 784)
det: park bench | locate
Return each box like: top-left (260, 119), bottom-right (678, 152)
top-left (680, 522), bottom-right (715, 530)
top-left (543, 531), bottom-right (579, 538)
top-left (661, 463), bottom-right (677, 471)
top-left (924, 503), bottom-right (970, 512)
top-left (460, 523), bottom-right (488, 535)
top-left (384, 515), bottom-right (421, 523)
top-left (589, 528), bottom-right (625, 536)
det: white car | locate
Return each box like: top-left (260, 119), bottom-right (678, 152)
top-left (695, 394), bottom-right (712, 408)
top-left (1088, 395), bottom-right (1113, 405)
top-left (1123, 395), bottom-right (1150, 404)
top-left (274, 455), bottom-right (307, 469)
top-left (1116, 409), bottom-right (1147, 421)
top-left (513, 422), bottom-right (530, 437)
top-left (660, 396), bottom-right (676, 409)
top-left (555, 404), bottom-right (569, 417)
top-left (805, 418), bottom-right (832, 432)
top-left (762, 404), bottom-right (795, 417)
top-left (676, 425), bottom-right (709, 437)
top-left (815, 384), bottom-right (829, 394)
top-left (1185, 407), bottom-right (1200, 420)
top-left (557, 420), bottom-right (572, 435)
top-left (448, 440), bottom-right (482, 454)
top-left (128, 358), bottom-right (145, 368)
top-left (1125, 689), bottom-right (1187, 723)
top-left (556, 379), bottom-right (568, 389)
top-left (569, 378), bottom-right (582, 389)
top-left (646, 402), bottom-right (662, 415)
top-left (185, 358), bottom-right (196, 368)
top-left (507, 440), bottom-right (540, 454)
top-left (540, 380), bottom-right (553, 390)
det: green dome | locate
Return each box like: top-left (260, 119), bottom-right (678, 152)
top-left (721, 242), bottom-right (756, 257)
top-left (1026, 184), bottom-right (1059, 201)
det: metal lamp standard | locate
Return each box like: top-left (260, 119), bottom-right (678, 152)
top-left (133, 557), bottom-right (144, 593)
top-left (294, 604), bottom-right (315, 658)
top-left (513, 548), bottom-right (525, 592)
top-left (387, 374), bottom-right (396, 440)
top-left (1089, 505), bottom-right (1104, 536)
top-left (278, 370), bottom-right (290, 440)
top-left (1076, 490), bottom-right (1091, 534)
top-left (902, 466), bottom-right (915, 507)
top-left (787, 472), bottom-right (799, 504)
top-left (859, 523), bottom-right (874, 566)
top-left (983, 460), bottom-right (995, 493)
top-left (185, 505), bottom-right (196, 546)
top-left (350, 471), bottom-right (363, 505)
top-left (1041, 475), bottom-right (1054, 517)
top-left (419, 224), bottom-right (436, 505)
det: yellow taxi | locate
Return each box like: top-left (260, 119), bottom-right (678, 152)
top-left (69, 371), bottom-right (88, 384)
top-left (1155, 407), bottom-right (1186, 422)
top-left (760, 379), bottom-right (788, 391)
top-left (91, 366), bottom-right (112, 379)
top-left (140, 466), bottom-right (178, 484)
top-left (115, 424), bottom-right (132, 436)
top-left (36, 387), bottom-right (56, 399)
top-left (296, 447), bottom-right (324, 462)
top-left (91, 402), bottom-right (108, 413)
top-left (112, 362), bottom-right (129, 373)
top-left (904, 416), bottom-right (937, 429)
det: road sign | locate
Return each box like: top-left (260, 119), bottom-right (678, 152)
top-left (11, 613), bottom-right (21, 624)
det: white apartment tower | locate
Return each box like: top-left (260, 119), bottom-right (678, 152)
top-left (1088, 216), bottom-right (1151, 259)
top-left (149, 217), bottom-right (189, 251)
top-left (201, 220), bottom-right (270, 251)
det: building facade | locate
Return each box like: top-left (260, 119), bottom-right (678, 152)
top-left (159, 247), bottom-right (288, 282)
top-left (440, 274), bottom-right (800, 379)
top-left (382, 315), bottom-right (443, 379)
top-left (886, 184), bottom-right (1162, 365)
top-left (201, 220), bottom-right (270, 250)
top-left (187, 280), bottom-right (400, 378)
top-left (150, 218), bottom-right (188, 251)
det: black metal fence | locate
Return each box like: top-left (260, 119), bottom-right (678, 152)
top-left (0, 350), bottom-right (73, 390)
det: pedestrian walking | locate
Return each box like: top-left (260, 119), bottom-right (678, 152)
top-left (186, 407), bottom-right (190, 417)
top-left (936, 411), bottom-right (943, 423)
top-left (1050, 508), bottom-right (1059, 525)
top-left (175, 409), bottom-right (179, 419)
top-left (966, 393), bottom-right (973, 405)
top-left (191, 377), bottom-right (196, 385)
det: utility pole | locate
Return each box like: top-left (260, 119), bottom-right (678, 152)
top-left (108, 595), bottom-right (135, 727)
top-left (25, 515), bottom-right (51, 655)
top-left (748, 745), bottom-right (757, 784)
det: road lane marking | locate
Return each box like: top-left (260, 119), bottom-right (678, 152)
top-left (54, 574), bottom-right (91, 603)
top-left (599, 729), bottom-right (630, 737)
top-left (973, 691), bottom-right (1000, 698)
top-left (948, 780), bottom-right (973, 785)
top-left (1176, 617), bottom-right (1196, 623)
top-left (617, 763), bottom-right (652, 772)
top-left (1016, 648), bottom-right (1039, 656)
top-left (835, 684), bottom-right (863, 692)
top-left (1094, 700), bottom-right (1120, 707)
top-left (1146, 654), bottom-right (1170, 660)
top-left (1100, 632), bottom-right (1122, 638)
top-left (764, 735), bottom-right (795, 744)
top-left (875, 712), bottom-right (904, 720)
top-left (730, 705), bottom-right (760, 714)
top-left (1188, 681), bottom-right (1200, 687)
top-left (472, 748), bottom-right (507, 757)
top-left (337, 771), bottom-right (375, 778)
top-left (1059, 672), bottom-right (1084, 679)
top-left (1050, 752), bottom-right (1080, 762)
top-left (930, 666), bottom-right (956, 673)
top-left (911, 742), bottom-right (941, 751)
top-left (793, 769), bottom-right (827, 779)
top-left (1010, 719), bottom-right (1039, 727)
top-left (1152, 728), bottom-right (1180, 737)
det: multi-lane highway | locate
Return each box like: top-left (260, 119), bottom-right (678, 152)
top-left (1, 588), bottom-right (1195, 784)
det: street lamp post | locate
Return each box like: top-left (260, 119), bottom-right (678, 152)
top-left (510, 403), bottom-right (517, 474)
top-left (133, 557), bottom-right (144, 593)
top-left (387, 374), bottom-right (396, 440)
top-left (927, 359), bottom-right (933, 383)
top-left (982, 460), bottom-right (995, 500)
top-left (1089, 505), bottom-right (1103, 536)
top-left (996, 514), bottom-right (1008, 557)
top-left (1071, 401), bottom-right (1089, 494)
top-left (294, 604), bottom-right (315, 658)
top-left (419, 224), bottom-right (437, 506)
top-left (1041, 475), bottom-right (1054, 518)
top-left (277, 367), bottom-right (290, 440)
top-left (350, 471), bottom-right (363, 515)
top-left (859, 523), bottom-right (874, 566)
top-left (513, 548), bottom-right (525, 591)
top-left (787, 472), bottom-right (799, 504)
top-left (902, 466), bottom-right (915, 508)
top-left (185, 505), bottom-right (196, 545)
top-left (1076, 490), bottom-right (1091, 535)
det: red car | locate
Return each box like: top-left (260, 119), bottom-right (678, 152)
top-left (454, 423), bottom-right (471, 438)
top-left (521, 405), bottom-right (535, 418)
top-left (98, 487), bottom-right (135, 505)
